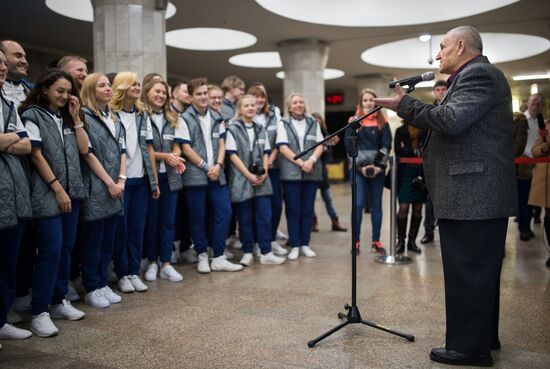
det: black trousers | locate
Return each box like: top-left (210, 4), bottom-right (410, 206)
top-left (438, 218), bottom-right (507, 355)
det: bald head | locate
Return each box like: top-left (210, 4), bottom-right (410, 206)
top-left (448, 26), bottom-right (483, 54)
top-left (0, 40), bottom-right (28, 80)
top-left (436, 26), bottom-right (483, 75)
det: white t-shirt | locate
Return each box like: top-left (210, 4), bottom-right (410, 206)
top-left (2, 81), bottom-right (27, 109)
top-left (254, 113), bottom-right (266, 128)
top-left (25, 110), bottom-right (65, 145)
top-left (151, 112), bottom-right (186, 173)
top-left (181, 111), bottom-right (226, 166)
top-left (118, 110), bottom-right (153, 179)
top-left (225, 122), bottom-right (271, 153)
top-left (523, 111), bottom-right (540, 158)
top-left (275, 117), bottom-right (324, 152)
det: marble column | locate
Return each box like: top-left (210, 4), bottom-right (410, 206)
top-left (91, 0), bottom-right (167, 79)
top-left (278, 39), bottom-right (329, 117)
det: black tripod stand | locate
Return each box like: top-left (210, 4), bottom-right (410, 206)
top-left (294, 107), bottom-right (415, 348)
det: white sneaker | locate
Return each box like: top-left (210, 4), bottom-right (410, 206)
top-left (84, 289), bottom-right (110, 308)
top-left (211, 255), bottom-right (243, 272)
top-left (13, 295), bottom-right (32, 312)
top-left (66, 282), bottom-right (80, 302)
top-left (224, 249), bottom-right (235, 260)
top-left (159, 265), bottom-right (183, 282)
top-left (171, 250), bottom-right (179, 264)
top-left (260, 252), bottom-right (286, 265)
top-left (144, 263), bottom-right (159, 281)
top-left (50, 300), bottom-right (85, 321)
top-left (140, 259), bottom-right (149, 275)
top-left (128, 275), bottom-right (148, 292)
top-left (276, 229), bottom-right (288, 240)
top-left (240, 253), bottom-right (253, 266)
top-left (0, 323), bottom-right (32, 340)
top-left (7, 309), bottom-right (22, 324)
top-left (300, 246), bottom-right (317, 258)
top-left (30, 312), bottom-right (58, 337)
top-left (181, 248), bottom-right (198, 263)
top-left (99, 286), bottom-right (122, 304)
top-left (253, 244), bottom-right (261, 258)
top-left (288, 247), bottom-right (300, 260)
top-left (118, 276), bottom-right (135, 293)
top-left (271, 241), bottom-right (288, 256)
top-left (197, 252), bottom-right (211, 274)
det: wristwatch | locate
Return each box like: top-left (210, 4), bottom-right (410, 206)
top-left (118, 175), bottom-right (127, 181)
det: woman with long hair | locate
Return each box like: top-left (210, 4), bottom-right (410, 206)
top-left (109, 71), bottom-right (159, 293)
top-left (345, 88), bottom-right (392, 254)
top-left (141, 79), bottom-right (186, 282)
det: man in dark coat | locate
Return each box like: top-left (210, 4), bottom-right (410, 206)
top-left (375, 25), bottom-right (517, 367)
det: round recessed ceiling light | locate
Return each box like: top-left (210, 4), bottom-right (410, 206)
top-left (166, 28), bottom-right (257, 51)
top-left (255, 0), bottom-right (519, 27)
top-left (46, 0), bottom-right (177, 21)
top-left (276, 69), bottom-right (345, 80)
top-left (362, 33), bottom-right (550, 69)
top-left (229, 52), bottom-right (282, 68)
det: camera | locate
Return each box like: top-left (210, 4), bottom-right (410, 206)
top-left (411, 176), bottom-right (426, 191)
top-left (364, 166), bottom-right (375, 178)
top-left (249, 163), bottom-right (266, 176)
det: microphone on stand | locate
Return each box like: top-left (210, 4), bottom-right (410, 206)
top-left (389, 72), bottom-right (435, 89)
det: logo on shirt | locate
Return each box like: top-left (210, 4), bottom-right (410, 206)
top-left (63, 128), bottom-right (74, 135)
top-left (212, 132), bottom-right (220, 138)
top-left (163, 134), bottom-right (174, 141)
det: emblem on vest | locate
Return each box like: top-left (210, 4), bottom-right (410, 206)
top-left (63, 128), bottom-right (74, 135)
top-left (163, 134), bottom-right (174, 141)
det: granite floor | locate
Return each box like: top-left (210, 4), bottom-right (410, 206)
top-left (1, 184), bottom-right (549, 369)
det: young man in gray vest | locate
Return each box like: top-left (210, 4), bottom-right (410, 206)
top-left (0, 40), bottom-right (30, 109)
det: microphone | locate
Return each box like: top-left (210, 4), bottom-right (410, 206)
top-left (389, 72), bottom-right (435, 89)
top-left (537, 113), bottom-right (546, 143)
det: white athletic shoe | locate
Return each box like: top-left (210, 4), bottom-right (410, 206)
top-left (128, 275), bottom-right (148, 292)
top-left (84, 289), bottom-right (110, 308)
top-left (30, 313), bottom-right (58, 338)
top-left (239, 253), bottom-right (253, 266)
top-left (50, 300), bottom-right (85, 321)
top-left (144, 263), bottom-right (159, 282)
top-left (0, 323), bottom-right (32, 340)
top-left (181, 248), bottom-right (198, 263)
top-left (260, 252), bottom-right (286, 265)
top-left (118, 276), bottom-right (135, 293)
top-left (99, 286), bottom-right (122, 304)
top-left (159, 265), bottom-right (183, 282)
top-left (13, 295), bottom-right (32, 312)
top-left (171, 250), bottom-right (179, 264)
top-left (197, 252), bottom-right (211, 273)
top-left (271, 241), bottom-right (288, 256)
top-left (66, 282), bottom-right (80, 302)
top-left (7, 309), bottom-right (22, 324)
top-left (253, 244), bottom-right (261, 258)
top-left (211, 255), bottom-right (243, 272)
top-left (276, 229), bottom-right (288, 240)
top-left (300, 246), bottom-right (317, 258)
top-left (288, 247), bottom-right (300, 260)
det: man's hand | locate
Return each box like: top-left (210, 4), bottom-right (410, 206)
top-left (373, 83), bottom-right (407, 113)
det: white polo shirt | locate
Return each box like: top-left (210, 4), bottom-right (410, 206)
top-left (118, 110), bottom-right (153, 179)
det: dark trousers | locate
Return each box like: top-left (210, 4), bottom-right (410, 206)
top-left (438, 218), bottom-right (507, 355)
top-left (236, 196), bottom-right (273, 254)
top-left (15, 222), bottom-right (36, 297)
top-left (175, 188), bottom-right (192, 251)
top-left (424, 193), bottom-right (435, 235)
top-left (517, 179), bottom-right (532, 232)
top-left (0, 221), bottom-right (26, 326)
top-left (282, 180), bottom-right (318, 247)
top-left (269, 169), bottom-right (283, 241)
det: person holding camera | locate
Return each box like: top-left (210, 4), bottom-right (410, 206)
top-left (225, 95), bottom-right (285, 266)
top-left (346, 88), bottom-right (392, 254)
top-left (394, 122), bottom-right (428, 254)
top-left (276, 93), bottom-right (324, 260)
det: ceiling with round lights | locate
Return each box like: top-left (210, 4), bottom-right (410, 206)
top-left (166, 28), bottom-right (257, 51)
top-left (229, 52), bottom-right (282, 68)
top-left (255, 0), bottom-right (520, 27)
top-left (361, 33), bottom-right (550, 69)
top-left (276, 69), bottom-right (345, 80)
top-left (46, 0), bottom-right (176, 21)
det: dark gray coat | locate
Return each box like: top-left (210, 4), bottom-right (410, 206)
top-left (397, 56), bottom-right (517, 220)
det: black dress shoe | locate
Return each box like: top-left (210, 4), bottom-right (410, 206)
top-left (430, 348), bottom-right (493, 367)
top-left (420, 234), bottom-right (433, 244)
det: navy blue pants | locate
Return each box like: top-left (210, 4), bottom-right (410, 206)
top-left (32, 202), bottom-right (80, 315)
top-left (269, 169), bottom-right (283, 241)
top-left (15, 223), bottom-right (36, 297)
top-left (0, 221), bottom-right (26, 326)
top-left (145, 173), bottom-right (179, 263)
top-left (114, 177), bottom-right (149, 278)
top-left (80, 216), bottom-right (117, 293)
top-left (184, 181), bottom-right (231, 258)
top-left (424, 193), bottom-right (435, 235)
top-left (236, 196), bottom-right (272, 254)
top-left (517, 179), bottom-right (533, 233)
top-left (354, 171), bottom-right (385, 242)
top-left (282, 180), bottom-right (318, 247)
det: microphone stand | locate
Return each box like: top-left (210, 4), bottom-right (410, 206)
top-left (295, 106), bottom-right (415, 348)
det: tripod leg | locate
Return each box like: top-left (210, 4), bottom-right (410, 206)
top-left (361, 319), bottom-right (415, 342)
top-left (308, 321), bottom-right (350, 348)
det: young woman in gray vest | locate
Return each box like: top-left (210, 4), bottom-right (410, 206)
top-left (19, 68), bottom-right (90, 337)
top-left (78, 73), bottom-right (126, 308)
top-left (141, 80), bottom-right (186, 283)
top-left (248, 85), bottom-right (288, 257)
top-left (0, 48), bottom-right (33, 342)
top-left (109, 72), bottom-right (159, 294)
top-left (276, 93), bottom-right (324, 260)
top-left (180, 78), bottom-right (243, 273)
top-left (225, 95), bottom-right (286, 266)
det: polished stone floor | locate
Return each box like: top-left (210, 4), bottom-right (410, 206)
top-left (1, 184), bottom-right (549, 369)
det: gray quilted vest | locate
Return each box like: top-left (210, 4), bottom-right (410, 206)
top-left (114, 111), bottom-right (157, 191)
top-left (263, 111), bottom-right (279, 169)
top-left (278, 116), bottom-right (323, 182)
top-left (227, 120), bottom-right (273, 203)
top-left (0, 96), bottom-right (32, 228)
top-left (21, 106), bottom-right (86, 219)
top-left (149, 112), bottom-right (183, 192)
top-left (80, 107), bottom-right (124, 222)
top-left (181, 107), bottom-right (226, 187)
top-left (220, 98), bottom-right (235, 123)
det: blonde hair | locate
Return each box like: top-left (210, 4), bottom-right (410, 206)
top-left (80, 72), bottom-right (115, 121)
top-left (57, 55), bottom-right (87, 69)
top-left (284, 92), bottom-right (307, 117)
top-left (141, 80), bottom-right (178, 128)
top-left (221, 75), bottom-right (244, 92)
top-left (357, 88), bottom-right (386, 126)
top-left (109, 71), bottom-right (144, 113)
top-left (247, 85), bottom-right (269, 115)
top-left (233, 94), bottom-right (257, 121)
top-left (207, 84), bottom-right (223, 94)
